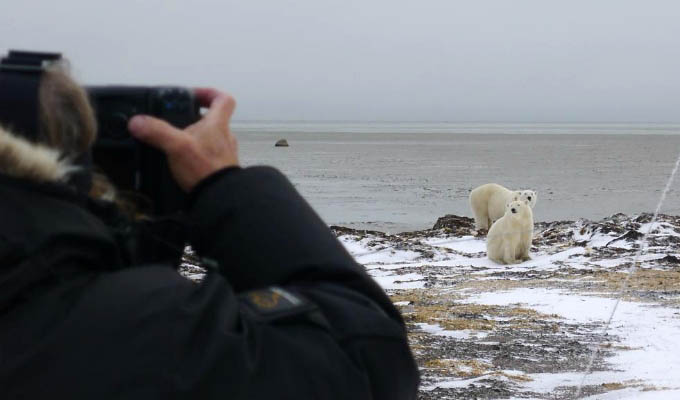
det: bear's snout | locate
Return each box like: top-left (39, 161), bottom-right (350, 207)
top-left (511, 208), bottom-right (517, 214)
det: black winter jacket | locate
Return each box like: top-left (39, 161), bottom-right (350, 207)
top-left (0, 166), bottom-right (419, 399)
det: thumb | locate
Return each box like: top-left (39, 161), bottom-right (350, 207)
top-left (128, 115), bottom-right (183, 153)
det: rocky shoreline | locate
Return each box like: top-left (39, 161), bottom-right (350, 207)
top-left (333, 213), bottom-right (680, 399)
top-left (180, 213), bottom-right (680, 399)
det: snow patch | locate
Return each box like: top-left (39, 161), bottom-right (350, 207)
top-left (415, 322), bottom-right (489, 340)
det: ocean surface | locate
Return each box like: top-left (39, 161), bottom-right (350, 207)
top-left (234, 122), bottom-right (680, 233)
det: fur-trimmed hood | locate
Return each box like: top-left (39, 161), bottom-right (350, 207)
top-left (0, 125), bottom-right (75, 183)
top-left (0, 128), bottom-right (183, 311)
top-left (0, 126), bottom-right (124, 312)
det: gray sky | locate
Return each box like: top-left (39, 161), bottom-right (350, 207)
top-left (2, 0), bottom-right (680, 122)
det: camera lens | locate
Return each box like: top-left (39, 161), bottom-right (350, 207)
top-left (103, 112), bottom-right (131, 139)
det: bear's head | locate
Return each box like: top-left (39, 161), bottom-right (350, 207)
top-left (513, 190), bottom-right (537, 208)
top-left (505, 200), bottom-right (532, 220)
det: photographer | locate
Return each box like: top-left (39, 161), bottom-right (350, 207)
top-left (0, 56), bottom-right (419, 398)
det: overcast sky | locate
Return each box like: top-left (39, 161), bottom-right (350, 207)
top-left (2, 0), bottom-right (679, 122)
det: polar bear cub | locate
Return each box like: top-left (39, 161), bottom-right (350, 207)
top-left (486, 200), bottom-right (534, 264)
top-left (469, 183), bottom-right (537, 231)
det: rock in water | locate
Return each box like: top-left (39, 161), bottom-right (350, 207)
top-left (275, 139), bottom-right (289, 147)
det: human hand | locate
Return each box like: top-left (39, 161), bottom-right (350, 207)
top-left (128, 88), bottom-right (239, 192)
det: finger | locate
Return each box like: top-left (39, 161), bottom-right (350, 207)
top-left (203, 94), bottom-right (236, 126)
top-left (128, 115), bottom-right (184, 154)
top-left (193, 88), bottom-right (236, 125)
top-left (193, 87), bottom-right (221, 108)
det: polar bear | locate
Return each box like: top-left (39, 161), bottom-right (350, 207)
top-left (469, 183), bottom-right (537, 231)
top-left (486, 200), bottom-right (534, 264)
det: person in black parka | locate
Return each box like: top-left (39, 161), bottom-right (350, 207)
top-left (0, 65), bottom-right (419, 399)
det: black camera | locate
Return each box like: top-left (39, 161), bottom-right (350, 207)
top-left (87, 86), bottom-right (200, 215)
top-left (0, 51), bottom-right (201, 215)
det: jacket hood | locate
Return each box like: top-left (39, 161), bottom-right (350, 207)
top-left (0, 125), bottom-right (76, 184)
top-left (0, 126), bottom-right (126, 312)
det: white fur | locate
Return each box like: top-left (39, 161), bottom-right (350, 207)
top-left (0, 125), bottom-right (75, 183)
top-left (486, 200), bottom-right (534, 264)
top-left (469, 183), bottom-right (537, 230)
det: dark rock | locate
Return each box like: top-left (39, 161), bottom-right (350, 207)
top-left (330, 225), bottom-right (386, 237)
top-left (274, 139), bottom-right (289, 147)
top-left (532, 220), bottom-right (575, 247)
top-left (432, 214), bottom-right (475, 231)
top-left (659, 254), bottom-right (680, 264)
top-left (635, 213), bottom-right (654, 223)
top-left (607, 230), bottom-right (644, 246)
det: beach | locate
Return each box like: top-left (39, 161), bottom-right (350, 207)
top-left (333, 213), bottom-right (680, 399)
top-left (223, 122), bottom-right (680, 398)
top-left (181, 212), bottom-right (680, 399)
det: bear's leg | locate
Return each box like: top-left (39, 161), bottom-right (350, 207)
top-left (519, 233), bottom-right (532, 261)
top-left (475, 212), bottom-right (491, 231)
top-left (474, 211), bottom-right (489, 231)
top-left (470, 195), bottom-right (489, 231)
top-left (520, 245), bottom-right (531, 261)
top-left (503, 242), bottom-right (518, 264)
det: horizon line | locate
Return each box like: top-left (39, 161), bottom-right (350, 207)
top-left (231, 120), bottom-right (680, 125)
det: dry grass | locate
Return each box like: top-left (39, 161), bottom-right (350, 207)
top-left (393, 289), bottom-right (562, 334)
top-left (454, 278), bottom-right (551, 293)
top-left (390, 288), bottom-right (462, 304)
top-left (595, 269), bottom-right (680, 292)
top-left (600, 343), bottom-right (640, 351)
top-left (601, 382), bottom-right (627, 390)
top-left (424, 358), bottom-right (533, 382)
top-left (598, 380), bottom-right (673, 393)
top-left (424, 359), bottom-right (493, 377)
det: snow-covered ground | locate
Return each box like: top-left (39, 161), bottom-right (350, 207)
top-left (334, 213), bottom-right (680, 399)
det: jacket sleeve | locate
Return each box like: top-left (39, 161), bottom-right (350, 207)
top-left (172, 166), bottom-right (419, 399)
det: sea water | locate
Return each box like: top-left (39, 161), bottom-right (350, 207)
top-left (235, 122), bottom-right (680, 232)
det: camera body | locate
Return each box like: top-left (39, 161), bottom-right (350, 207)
top-left (87, 86), bottom-right (200, 215)
top-left (0, 50), bottom-right (200, 216)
